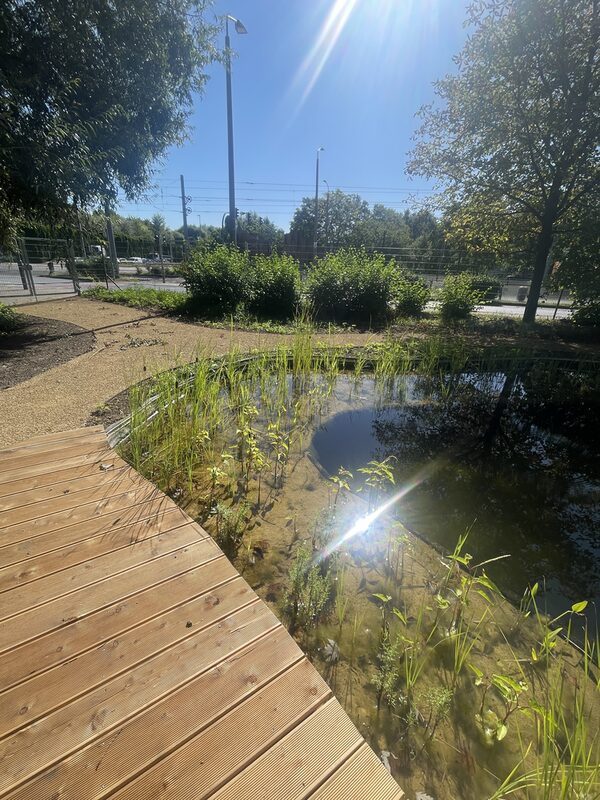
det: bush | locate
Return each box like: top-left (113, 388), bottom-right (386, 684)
top-left (182, 245), bottom-right (249, 315)
top-left (438, 273), bottom-right (484, 321)
top-left (147, 263), bottom-right (180, 277)
top-left (306, 248), bottom-right (397, 325)
top-left (0, 302), bottom-right (20, 333)
top-left (393, 271), bottom-right (430, 317)
top-left (572, 301), bottom-right (600, 327)
top-left (247, 253), bottom-right (300, 320)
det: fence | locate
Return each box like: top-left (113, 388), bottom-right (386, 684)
top-left (0, 238), bottom-right (81, 302)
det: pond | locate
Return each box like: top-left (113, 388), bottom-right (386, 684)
top-left (121, 339), bottom-right (600, 800)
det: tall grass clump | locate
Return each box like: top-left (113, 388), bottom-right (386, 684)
top-left (0, 302), bottom-right (20, 333)
top-left (305, 248), bottom-right (398, 326)
top-left (438, 272), bottom-right (484, 321)
top-left (182, 244), bottom-right (250, 316)
top-left (246, 253), bottom-right (300, 320)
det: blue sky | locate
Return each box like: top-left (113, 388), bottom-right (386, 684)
top-left (118, 0), bottom-right (471, 230)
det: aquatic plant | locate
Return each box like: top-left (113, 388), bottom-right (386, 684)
top-left (283, 545), bottom-right (332, 636)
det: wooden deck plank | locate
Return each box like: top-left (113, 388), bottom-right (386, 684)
top-left (108, 658), bottom-right (332, 800)
top-left (177, 699), bottom-right (361, 800)
top-left (0, 497), bottom-right (187, 568)
top-left (5, 426), bottom-right (105, 449)
top-left (0, 453), bottom-right (124, 498)
top-left (0, 507), bottom-right (188, 590)
top-left (5, 629), bottom-right (304, 800)
top-left (0, 557), bottom-right (239, 692)
top-left (0, 604), bottom-right (278, 795)
top-left (0, 431), bottom-right (107, 463)
top-left (0, 576), bottom-right (255, 737)
top-left (0, 469), bottom-right (150, 527)
top-left (0, 429), bottom-right (403, 800)
top-left (0, 524), bottom-right (206, 617)
top-left (0, 437), bottom-right (109, 475)
top-left (0, 464), bottom-right (132, 513)
top-left (0, 483), bottom-right (167, 547)
top-left (310, 744), bottom-right (404, 800)
top-left (0, 538), bottom-right (222, 653)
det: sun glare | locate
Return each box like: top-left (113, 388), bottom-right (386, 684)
top-left (317, 459), bottom-right (443, 563)
top-left (290, 0), bottom-right (441, 111)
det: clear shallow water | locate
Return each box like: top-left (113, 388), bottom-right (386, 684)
top-left (130, 358), bottom-right (600, 799)
top-left (311, 375), bottom-right (600, 622)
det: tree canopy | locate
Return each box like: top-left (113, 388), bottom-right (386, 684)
top-left (0, 0), bottom-right (217, 244)
top-left (409, 0), bottom-right (600, 321)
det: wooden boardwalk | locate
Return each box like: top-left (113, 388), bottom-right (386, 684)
top-left (0, 427), bottom-right (403, 800)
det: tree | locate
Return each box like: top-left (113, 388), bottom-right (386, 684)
top-left (238, 212), bottom-right (284, 250)
top-left (0, 0), bottom-right (217, 245)
top-left (289, 190), bottom-right (370, 248)
top-left (552, 187), bottom-right (600, 323)
top-left (351, 205), bottom-right (412, 250)
top-left (409, 0), bottom-right (599, 322)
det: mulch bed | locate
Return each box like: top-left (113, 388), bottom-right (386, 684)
top-left (0, 315), bottom-right (95, 390)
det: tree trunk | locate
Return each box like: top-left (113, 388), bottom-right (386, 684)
top-left (523, 215), bottom-right (555, 324)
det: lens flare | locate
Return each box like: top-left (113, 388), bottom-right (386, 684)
top-left (318, 459), bottom-right (442, 562)
top-left (292, 0), bottom-right (360, 108)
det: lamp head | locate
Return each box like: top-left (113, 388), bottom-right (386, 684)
top-left (235, 18), bottom-right (248, 34)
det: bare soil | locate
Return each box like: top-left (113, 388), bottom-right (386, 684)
top-left (0, 298), bottom-right (380, 448)
top-left (0, 314), bottom-right (95, 390)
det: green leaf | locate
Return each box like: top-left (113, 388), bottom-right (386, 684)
top-left (571, 601), bottom-right (588, 614)
top-left (372, 593), bottom-right (392, 604)
top-left (496, 723), bottom-right (508, 741)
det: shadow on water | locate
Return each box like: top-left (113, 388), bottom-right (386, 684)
top-left (311, 374), bottom-right (600, 622)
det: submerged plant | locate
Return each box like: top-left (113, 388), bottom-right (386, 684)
top-left (211, 500), bottom-right (249, 559)
top-left (283, 545), bottom-right (332, 636)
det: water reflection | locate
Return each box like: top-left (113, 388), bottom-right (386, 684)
top-left (311, 374), bottom-right (600, 621)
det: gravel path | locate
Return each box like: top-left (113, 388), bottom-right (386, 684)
top-left (0, 298), bottom-right (380, 448)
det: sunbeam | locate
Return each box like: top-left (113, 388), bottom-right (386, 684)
top-left (288, 0), bottom-right (442, 114)
top-left (317, 458), bottom-right (444, 562)
top-left (293, 0), bottom-right (360, 109)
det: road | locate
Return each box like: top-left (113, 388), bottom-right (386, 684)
top-left (0, 263), bottom-right (571, 319)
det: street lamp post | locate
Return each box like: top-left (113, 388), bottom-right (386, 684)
top-left (313, 146), bottom-right (324, 259)
top-left (225, 15), bottom-right (247, 245)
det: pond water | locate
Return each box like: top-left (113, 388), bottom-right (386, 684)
top-left (311, 375), bottom-right (600, 622)
top-left (126, 353), bottom-right (600, 800)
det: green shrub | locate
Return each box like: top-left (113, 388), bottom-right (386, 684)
top-left (393, 271), bottom-right (430, 317)
top-left (247, 253), bottom-right (300, 320)
top-left (306, 248), bottom-right (397, 325)
top-left (0, 302), bottom-right (20, 333)
top-left (438, 273), bottom-right (484, 321)
top-left (571, 301), bottom-right (600, 327)
top-left (182, 245), bottom-right (249, 315)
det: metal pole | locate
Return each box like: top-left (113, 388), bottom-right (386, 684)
top-left (225, 18), bottom-right (237, 245)
top-left (313, 149), bottom-right (321, 259)
top-left (553, 287), bottom-right (564, 320)
top-left (159, 231), bottom-right (165, 283)
top-left (105, 199), bottom-right (119, 279)
top-left (19, 238), bottom-right (36, 299)
top-left (180, 174), bottom-right (189, 249)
